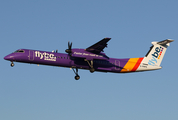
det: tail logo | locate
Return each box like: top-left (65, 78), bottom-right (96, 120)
top-left (148, 47), bottom-right (164, 66)
top-left (152, 47), bottom-right (161, 58)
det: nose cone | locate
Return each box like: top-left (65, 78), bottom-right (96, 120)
top-left (4, 55), bottom-right (14, 61)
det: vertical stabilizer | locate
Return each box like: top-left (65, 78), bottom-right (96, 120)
top-left (137, 39), bottom-right (174, 71)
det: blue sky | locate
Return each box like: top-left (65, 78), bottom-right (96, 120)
top-left (0, 0), bottom-right (178, 120)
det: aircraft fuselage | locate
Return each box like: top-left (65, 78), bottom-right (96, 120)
top-left (4, 49), bottom-right (142, 73)
top-left (4, 38), bottom-right (172, 80)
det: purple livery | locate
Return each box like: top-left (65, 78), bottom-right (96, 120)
top-left (4, 38), bottom-right (174, 80)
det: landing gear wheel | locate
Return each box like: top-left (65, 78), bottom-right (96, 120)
top-left (75, 75), bottom-right (80, 80)
top-left (85, 59), bottom-right (95, 73)
top-left (11, 62), bottom-right (14, 67)
top-left (72, 68), bottom-right (80, 80)
top-left (90, 68), bottom-right (95, 73)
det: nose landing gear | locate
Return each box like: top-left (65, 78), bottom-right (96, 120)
top-left (11, 62), bottom-right (14, 67)
top-left (75, 75), bottom-right (80, 80)
top-left (72, 68), bottom-right (80, 80)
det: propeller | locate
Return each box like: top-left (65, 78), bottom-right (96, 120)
top-left (65, 41), bottom-right (72, 56)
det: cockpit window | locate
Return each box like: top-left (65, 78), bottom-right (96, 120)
top-left (14, 50), bottom-right (25, 53)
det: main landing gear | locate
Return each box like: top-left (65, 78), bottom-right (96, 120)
top-left (72, 68), bottom-right (80, 80)
top-left (85, 59), bottom-right (95, 73)
top-left (11, 62), bottom-right (14, 67)
top-left (71, 59), bottom-right (95, 80)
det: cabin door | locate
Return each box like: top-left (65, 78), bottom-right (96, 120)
top-left (115, 60), bottom-right (120, 70)
top-left (29, 50), bottom-right (34, 61)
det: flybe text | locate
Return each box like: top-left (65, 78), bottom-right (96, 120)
top-left (152, 47), bottom-right (162, 58)
top-left (148, 47), bottom-right (164, 66)
top-left (35, 51), bottom-right (56, 61)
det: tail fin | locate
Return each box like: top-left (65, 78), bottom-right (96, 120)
top-left (137, 39), bottom-right (174, 71)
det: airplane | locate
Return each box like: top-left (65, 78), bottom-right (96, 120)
top-left (4, 38), bottom-right (174, 80)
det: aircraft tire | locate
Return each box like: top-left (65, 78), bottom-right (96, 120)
top-left (90, 68), bottom-right (95, 73)
top-left (75, 75), bottom-right (80, 80)
top-left (11, 62), bottom-right (14, 67)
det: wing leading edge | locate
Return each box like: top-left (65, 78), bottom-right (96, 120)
top-left (85, 38), bottom-right (111, 54)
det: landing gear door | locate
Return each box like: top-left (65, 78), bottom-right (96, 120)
top-left (29, 50), bottom-right (34, 61)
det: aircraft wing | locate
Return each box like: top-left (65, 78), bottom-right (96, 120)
top-left (85, 38), bottom-right (111, 54)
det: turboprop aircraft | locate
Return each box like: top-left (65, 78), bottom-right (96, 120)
top-left (4, 38), bottom-right (174, 80)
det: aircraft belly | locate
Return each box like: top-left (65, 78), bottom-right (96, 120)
top-left (96, 67), bottom-right (111, 72)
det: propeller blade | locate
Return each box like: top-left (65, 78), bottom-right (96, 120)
top-left (69, 42), bottom-right (72, 49)
top-left (65, 41), bottom-right (73, 56)
top-left (68, 41), bottom-right (70, 48)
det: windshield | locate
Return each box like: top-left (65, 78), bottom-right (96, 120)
top-left (14, 50), bottom-right (25, 53)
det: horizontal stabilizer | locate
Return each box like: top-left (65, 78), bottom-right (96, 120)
top-left (157, 39), bottom-right (174, 46)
